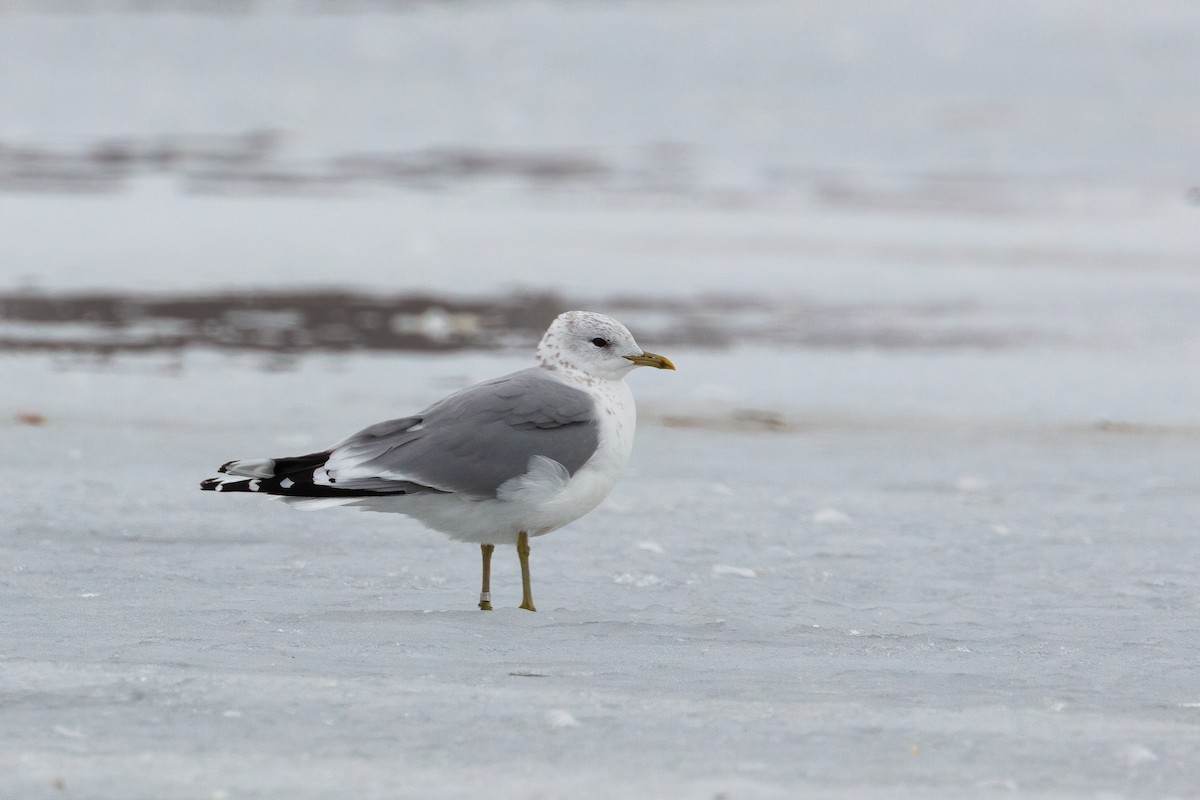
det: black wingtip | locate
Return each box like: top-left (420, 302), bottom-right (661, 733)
top-left (217, 460), bottom-right (235, 474)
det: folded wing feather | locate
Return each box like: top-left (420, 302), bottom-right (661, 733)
top-left (320, 368), bottom-right (600, 499)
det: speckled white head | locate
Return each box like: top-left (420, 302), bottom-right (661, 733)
top-left (536, 311), bottom-right (675, 379)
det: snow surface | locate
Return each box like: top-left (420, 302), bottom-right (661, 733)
top-left (4, 341), bottom-right (1200, 798)
top-left (3, 1), bottom-right (1200, 797)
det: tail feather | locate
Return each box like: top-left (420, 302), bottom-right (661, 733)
top-left (203, 450), bottom-right (343, 496)
top-left (200, 449), bottom-right (436, 499)
top-left (200, 475), bottom-right (263, 493)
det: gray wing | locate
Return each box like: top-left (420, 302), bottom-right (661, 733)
top-left (321, 368), bottom-right (599, 498)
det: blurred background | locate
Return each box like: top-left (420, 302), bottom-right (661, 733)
top-left (2, 0), bottom-right (1199, 390)
top-left (4, 3), bottom-right (1200, 797)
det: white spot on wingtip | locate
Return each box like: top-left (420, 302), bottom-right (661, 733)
top-left (249, 480), bottom-right (261, 492)
top-left (280, 478), bottom-right (294, 489)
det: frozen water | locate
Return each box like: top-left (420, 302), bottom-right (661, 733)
top-left (3, 340), bottom-right (1200, 798)
top-left (3, 1), bottom-right (1200, 797)
top-left (2, 0), bottom-right (1199, 180)
top-left (3, 0), bottom-right (1200, 299)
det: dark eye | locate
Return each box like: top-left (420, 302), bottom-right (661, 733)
top-left (591, 337), bottom-right (609, 348)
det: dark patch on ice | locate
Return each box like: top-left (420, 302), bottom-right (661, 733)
top-left (659, 410), bottom-right (795, 433)
top-left (0, 290), bottom-right (1051, 356)
top-left (1090, 419), bottom-right (1200, 436)
top-left (0, 132), bottom-right (1083, 217)
top-left (0, 134), bottom-right (614, 195)
top-left (0, 291), bottom-right (563, 355)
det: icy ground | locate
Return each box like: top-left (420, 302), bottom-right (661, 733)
top-left (3, 337), bottom-right (1200, 799)
top-left (4, 1), bottom-right (1200, 796)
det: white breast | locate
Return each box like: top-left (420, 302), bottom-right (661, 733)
top-left (520, 374), bottom-right (635, 537)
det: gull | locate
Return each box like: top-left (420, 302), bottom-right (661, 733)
top-left (200, 311), bottom-right (675, 611)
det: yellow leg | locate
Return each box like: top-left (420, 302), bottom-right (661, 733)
top-left (479, 544), bottom-right (494, 611)
top-left (517, 531), bottom-right (536, 612)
